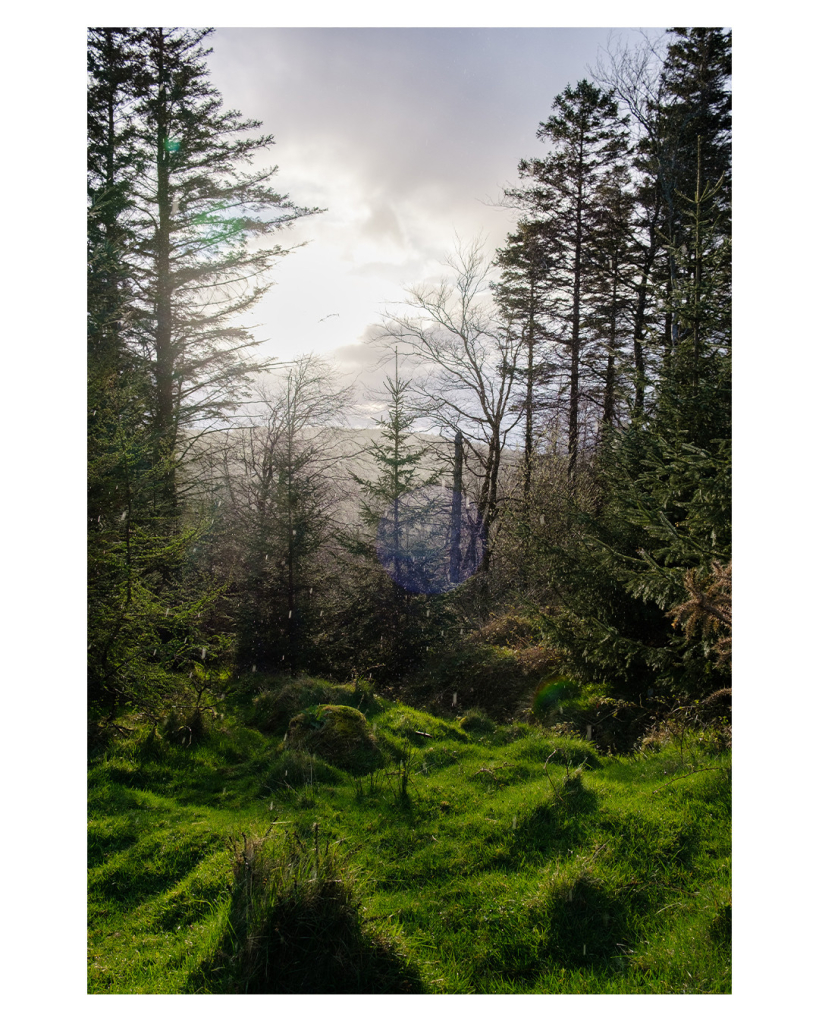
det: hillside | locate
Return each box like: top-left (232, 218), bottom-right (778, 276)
top-left (88, 673), bottom-right (731, 994)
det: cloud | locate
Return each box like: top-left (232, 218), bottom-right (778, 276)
top-left (204, 27), bottom-right (654, 367)
top-left (360, 200), bottom-right (403, 245)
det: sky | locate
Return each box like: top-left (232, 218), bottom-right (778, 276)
top-left (205, 27), bottom-right (665, 422)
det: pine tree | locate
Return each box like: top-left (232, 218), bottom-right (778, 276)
top-left (352, 352), bottom-right (444, 593)
top-left (493, 220), bottom-right (561, 497)
top-left (533, 172), bottom-right (730, 701)
top-left (508, 80), bottom-right (630, 480)
top-left (337, 355), bottom-right (451, 679)
top-left (123, 27), bottom-right (319, 511)
top-left (87, 27), bottom-right (317, 712)
top-left (585, 159), bottom-right (638, 430)
top-left (657, 28), bottom-right (732, 233)
top-left (638, 28), bottom-right (732, 351)
top-left (591, 29), bottom-right (731, 404)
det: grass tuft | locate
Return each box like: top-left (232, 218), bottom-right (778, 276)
top-left (196, 826), bottom-right (423, 993)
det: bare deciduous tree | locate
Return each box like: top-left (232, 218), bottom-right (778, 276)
top-left (380, 239), bottom-right (524, 566)
top-left (216, 355), bottom-right (353, 673)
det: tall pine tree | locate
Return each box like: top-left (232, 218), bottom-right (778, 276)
top-left (507, 80), bottom-right (630, 479)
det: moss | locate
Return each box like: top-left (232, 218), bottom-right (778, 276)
top-left (285, 705), bottom-right (384, 775)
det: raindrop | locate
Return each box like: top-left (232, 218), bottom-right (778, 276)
top-left (252, 664), bottom-right (257, 673)
top-left (309, 588), bottom-right (313, 595)
top-left (292, 529), bottom-right (297, 536)
top-left (153, 649), bottom-right (157, 656)
top-left (201, 647), bottom-right (206, 660)
top-left (281, 655), bottom-right (285, 661)
top-left (452, 692), bottom-right (457, 706)
top-left (164, 608), bottom-right (170, 617)
top-left (426, 608), bottom-right (430, 617)
top-left (288, 610), bottom-right (292, 619)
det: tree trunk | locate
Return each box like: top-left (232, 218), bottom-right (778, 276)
top-left (153, 29), bottom-right (177, 513)
top-left (449, 430), bottom-right (463, 584)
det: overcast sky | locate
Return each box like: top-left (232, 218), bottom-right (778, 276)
top-left (205, 27), bottom-right (665, 421)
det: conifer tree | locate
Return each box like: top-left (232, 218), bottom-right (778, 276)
top-left (352, 353), bottom-right (443, 587)
top-left (338, 355), bottom-right (449, 679)
top-left (585, 159), bottom-right (638, 430)
top-left (493, 220), bottom-right (561, 497)
top-left (123, 27), bottom-right (319, 511)
top-left (87, 27), bottom-right (317, 711)
top-left (508, 80), bottom-right (630, 480)
top-left (533, 173), bottom-right (730, 701)
top-left (637, 28), bottom-right (732, 351)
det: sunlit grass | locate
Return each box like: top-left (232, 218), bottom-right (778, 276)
top-left (88, 676), bottom-right (730, 993)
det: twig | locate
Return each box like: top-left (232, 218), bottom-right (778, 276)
top-left (543, 751), bottom-right (565, 804)
top-left (652, 766), bottom-right (726, 793)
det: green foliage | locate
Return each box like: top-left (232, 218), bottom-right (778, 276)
top-left (525, 165), bottom-right (730, 702)
top-left (335, 356), bottom-right (451, 681)
top-left (87, 26), bottom-right (316, 715)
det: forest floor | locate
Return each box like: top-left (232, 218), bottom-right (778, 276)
top-left (87, 675), bottom-right (731, 994)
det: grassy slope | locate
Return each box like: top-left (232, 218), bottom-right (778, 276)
top-left (88, 681), bottom-right (731, 994)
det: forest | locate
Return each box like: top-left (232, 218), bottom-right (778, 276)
top-left (88, 27), bottom-right (731, 996)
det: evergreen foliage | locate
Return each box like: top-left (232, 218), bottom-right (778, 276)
top-left (217, 358), bottom-right (353, 675)
top-left (339, 356), bottom-right (449, 680)
top-left (88, 25), bottom-right (731, 733)
top-left (506, 80), bottom-right (631, 477)
top-left (531, 172), bottom-right (730, 700)
top-left (87, 27), bottom-right (316, 714)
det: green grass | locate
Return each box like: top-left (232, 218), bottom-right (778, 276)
top-left (88, 677), bottom-right (731, 993)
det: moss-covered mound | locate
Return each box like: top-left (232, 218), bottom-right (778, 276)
top-left (247, 677), bottom-right (377, 734)
top-left (284, 705), bottom-right (383, 774)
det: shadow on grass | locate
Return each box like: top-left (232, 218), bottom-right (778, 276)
top-left (547, 873), bottom-right (635, 969)
top-left (189, 830), bottom-right (424, 994)
top-left (512, 776), bottom-right (599, 861)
